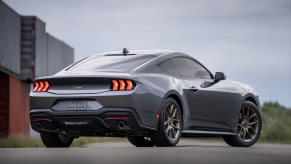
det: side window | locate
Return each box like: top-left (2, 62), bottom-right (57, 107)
top-left (158, 57), bottom-right (212, 79)
top-left (158, 59), bottom-right (180, 77)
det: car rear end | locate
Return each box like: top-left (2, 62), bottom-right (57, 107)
top-left (30, 53), bottom-right (162, 137)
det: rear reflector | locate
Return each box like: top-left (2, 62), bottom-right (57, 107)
top-left (33, 81), bottom-right (50, 92)
top-left (105, 115), bottom-right (129, 119)
top-left (32, 117), bottom-right (49, 121)
top-left (111, 79), bottom-right (135, 91)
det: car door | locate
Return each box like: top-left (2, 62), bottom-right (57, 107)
top-left (170, 57), bottom-right (240, 131)
top-left (186, 78), bottom-right (242, 131)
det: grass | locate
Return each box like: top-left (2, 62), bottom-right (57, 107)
top-left (71, 136), bottom-right (126, 147)
top-left (0, 135), bottom-right (44, 148)
top-left (0, 135), bottom-right (126, 148)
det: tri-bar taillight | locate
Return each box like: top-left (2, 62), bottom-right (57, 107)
top-left (33, 81), bottom-right (50, 92)
top-left (111, 79), bottom-right (135, 91)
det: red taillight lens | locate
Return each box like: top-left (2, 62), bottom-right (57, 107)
top-left (111, 79), bottom-right (135, 91)
top-left (33, 81), bottom-right (50, 92)
top-left (126, 80), bottom-right (133, 90)
top-left (37, 81), bottom-right (44, 92)
top-left (33, 81), bottom-right (39, 92)
top-left (42, 81), bottom-right (49, 92)
top-left (112, 80), bottom-right (119, 91)
top-left (119, 80), bottom-right (125, 90)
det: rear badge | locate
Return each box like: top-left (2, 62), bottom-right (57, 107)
top-left (74, 86), bottom-right (86, 90)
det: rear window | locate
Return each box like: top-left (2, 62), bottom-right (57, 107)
top-left (67, 54), bottom-right (156, 72)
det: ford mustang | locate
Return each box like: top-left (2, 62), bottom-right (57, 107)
top-left (30, 49), bottom-right (262, 147)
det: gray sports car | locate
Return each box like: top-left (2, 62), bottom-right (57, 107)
top-left (30, 49), bottom-right (262, 147)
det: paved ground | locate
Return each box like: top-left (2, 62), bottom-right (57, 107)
top-left (0, 139), bottom-right (291, 164)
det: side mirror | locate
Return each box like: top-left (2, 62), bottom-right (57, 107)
top-left (215, 72), bottom-right (226, 81)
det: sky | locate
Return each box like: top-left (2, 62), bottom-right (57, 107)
top-left (3, 0), bottom-right (291, 107)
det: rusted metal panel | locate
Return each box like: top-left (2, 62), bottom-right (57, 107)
top-left (0, 1), bottom-right (21, 76)
top-left (0, 71), bottom-right (30, 137)
top-left (0, 72), bottom-right (9, 137)
top-left (8, 76), bottom-right (30, 136)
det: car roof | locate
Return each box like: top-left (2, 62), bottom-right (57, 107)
top-left (94, 50), bottom-right (177, 57)
top-left (61, 49), bottom-right (213, 78)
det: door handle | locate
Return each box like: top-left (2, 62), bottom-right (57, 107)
top-left (189, 86), bottom-right (199, 93)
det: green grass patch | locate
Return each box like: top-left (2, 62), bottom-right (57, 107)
top-left (71, 137), bottom-right (126, 147)
top-left (0, 135), bottom-right (44, 148)
top-left (0, 135), bottom-right (126, 148)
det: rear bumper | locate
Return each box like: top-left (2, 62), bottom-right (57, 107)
top-left (30, 86), bottom-right (161, 129)
top-left (30, 108), bottom-right (155, 137)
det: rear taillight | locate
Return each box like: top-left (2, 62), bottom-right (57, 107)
top-left (111, 79), bottom-right (135, 91)
top-left (33, 81), bottom-right (50, 92)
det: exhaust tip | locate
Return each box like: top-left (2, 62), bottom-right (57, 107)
top-left (36, 123), bottom-right (43, 130)
top-left (118, 121), bottom-right (129, 129)
top-left (118, 121), bottom-right (126, 128)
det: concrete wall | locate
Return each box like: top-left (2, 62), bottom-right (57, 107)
top-left (0, 1), bottom-right (21, 76)
top-left (21, 16), bottom-right (35, 80)
top-left (21, 16), bottom-right (74, 79)
top-left (34, 18), bottom-right (48, 77)
top-left (1, 1), bottom-right (74, 80)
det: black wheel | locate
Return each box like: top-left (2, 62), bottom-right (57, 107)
top-left (223, 101), bottom-right (262, 147)
top-left (40, 132), bottom-right (74, 148)
top-left (152, 98), bottom-right (182, 147)
top-left (127, 136), bottom-right (155, 147)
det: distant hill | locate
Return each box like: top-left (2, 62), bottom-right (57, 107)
top-left (260, 102), bottom-right (291, 143)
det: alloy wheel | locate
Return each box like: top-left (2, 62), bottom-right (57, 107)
top-left (164, 103), bottom-right (181, 140)
top-left (238, 105), bottom-right (259, 142)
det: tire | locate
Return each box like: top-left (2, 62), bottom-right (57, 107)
top-left (223, 101), bottom-right (262, 147)
top-left (152, 98), bottom-right (182, 147)
top-left (127, 136), bottom-right (155, 147)
top-left (40, 132), bottom-right (73, 148)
